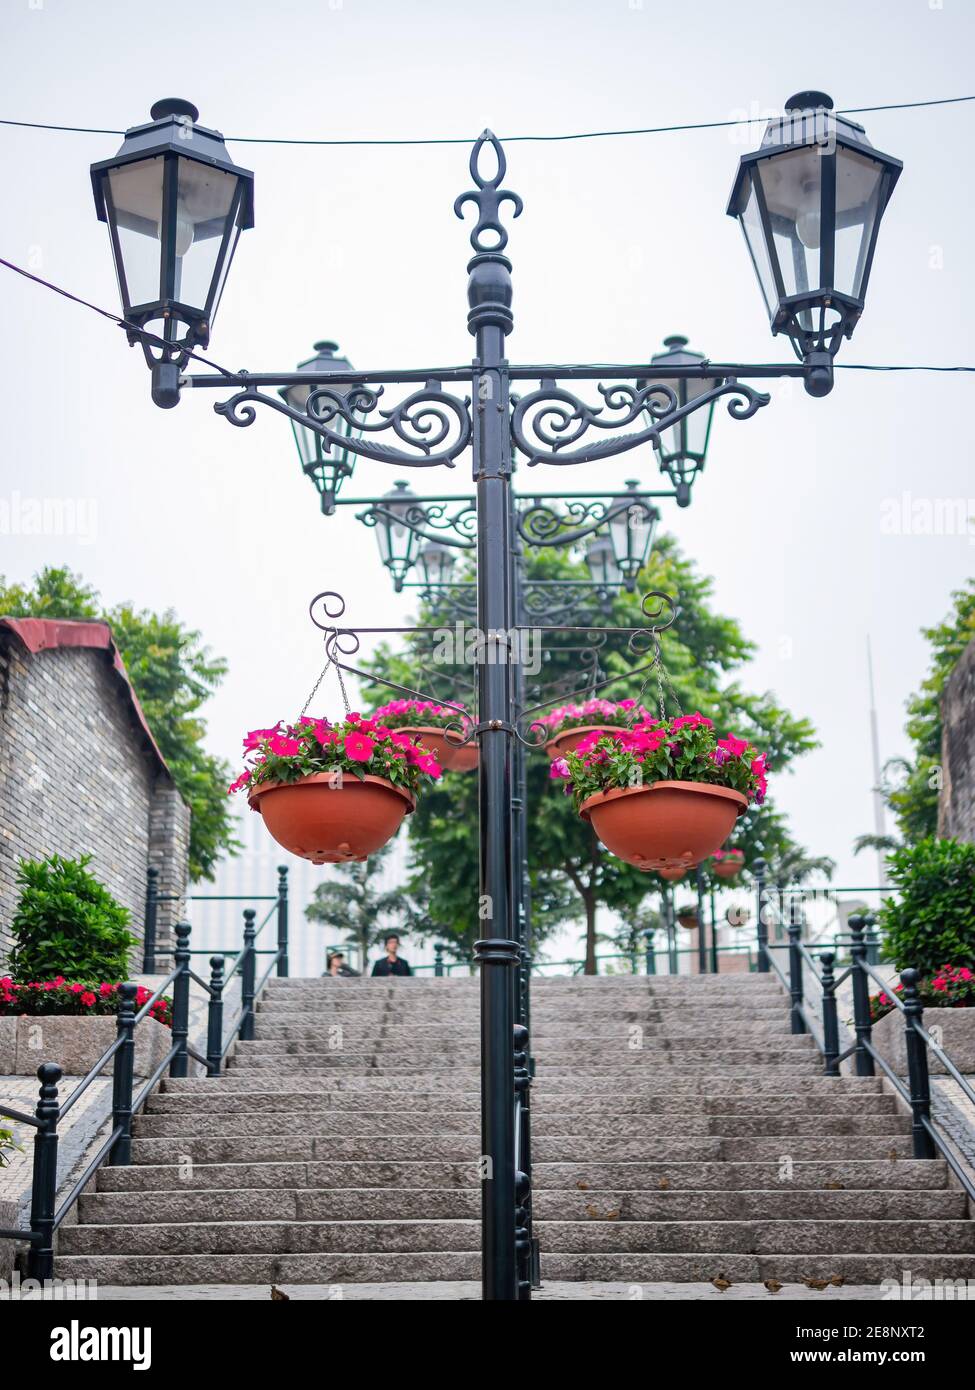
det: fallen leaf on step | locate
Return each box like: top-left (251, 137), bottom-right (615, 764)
top-left (271, 1286), bottom-right (290, 1301)
top-left (824, 1181), bottom-right (844, 1189)
top-left (711, 1275), bottom-right (732, 1292)
top-left (575, 1181), bottom-right (590, 1190)
top-left (605, 1208), bottom-right (620, 1220)
top-left (658, 1177), bottom-right (670, 1190)
top-left (888, 1149), bottom-right (900, 1160)
top-left (763, 1279), bottom-right (782, 1294)
top-left (585, 1205), bottom-right (600, 1218)
top-left (803, 1277), bottom-right (830, 1291)
top-left (830, 1275), bottom-right (845, 1287)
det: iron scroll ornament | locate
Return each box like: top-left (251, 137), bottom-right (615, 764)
top-left (510, 378), bottom-right (770, 467)
top-left (307, 590), bottom-right (477, 749)
top-left (514, 590), bottom-right (679, 746)
top-left (515, 495), bottom-right (658, 550)
top-left (357, 498), bottom-right (479, 550)
top-left (214, 378), bottom-right (473, 470)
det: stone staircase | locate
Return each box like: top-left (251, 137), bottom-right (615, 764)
top-left (56, 974), bottom-right (975, 1287)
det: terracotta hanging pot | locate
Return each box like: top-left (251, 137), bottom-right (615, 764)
top-left (580, 780), bottom-right (748, 872)
top-left (248, 774), bottom-right (414, 864)
top-left (545, 724), bottom-right (621, 758)
top-left (676, 909), bottom-right (699, 931)
top-left (712, 852), bottom-right (745, 881)
top-left (395, 726), bottom-right (478, 773)
top-left (658, 866), bottom-right (687, 883)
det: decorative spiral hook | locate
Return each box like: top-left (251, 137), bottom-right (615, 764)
top-left (309, 591), bottom-right (348, 630)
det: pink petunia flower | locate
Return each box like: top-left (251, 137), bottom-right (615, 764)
top-left (345, 732), bottom-right (375, 762)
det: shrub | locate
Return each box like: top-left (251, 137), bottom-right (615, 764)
top-left (868, 965), bottom-right (975, 1023)
top-left (7, 855), bottom-right (137, 983)
top-left (0, 1127), bottom-right (22, 1168)
top-left (879, 838), bottom-right (975, 977)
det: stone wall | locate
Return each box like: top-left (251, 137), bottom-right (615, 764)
top-left (938, 635), bottom-right (975, 843)
top-left (0, 632), bottom-right (190, 969)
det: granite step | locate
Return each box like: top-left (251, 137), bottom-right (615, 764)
top-left (145, 1090), bottom-right (898, 1117)
top-left (52, 1249), bottom-right (975, 1287)
top-left (94, 1156), bottom-right (953, 1194)
top-left (124, 1133), bottom-right (919, 1165)
top-left (160, 1074), bottom-right (885, 1096)
top-left (131, 1111), bottom-right (910, 1140)
top-left (58, 1216), bottom-right (975, 1258)
top-left (77, 1185), bottom-right (967, 1227)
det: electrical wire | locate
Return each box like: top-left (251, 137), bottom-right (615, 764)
top-left (0, 255), bottom-right (234, 376)
top-left (0, 93), bottom-right (972, 147)
top-left (1, 256), bottom-right (972, 375)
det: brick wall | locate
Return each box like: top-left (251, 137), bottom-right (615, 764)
top-left (0, 634), bottom-right (190, 969)
top-left (938, 635), bottom-right (975, 843)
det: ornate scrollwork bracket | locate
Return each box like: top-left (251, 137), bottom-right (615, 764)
top-left (511, 377), bottom-right (771, 467)
top-left (214, 377), bottom-right (472, 470)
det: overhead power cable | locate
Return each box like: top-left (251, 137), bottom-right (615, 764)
top-left (2, 252), bottom-right (972, 378)
top-left (0, 93), bottom-right (972, 148)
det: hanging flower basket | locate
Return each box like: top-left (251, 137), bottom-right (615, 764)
top-left (712, 848), bottom-right (746, 880)
top-left (534, 699), bottom-right (652, 759)
top-left (551, 713), bottom-right (765, 872)
top-left (229, 715), bottom-right (441, 863)
top-left (371, 700), bottom-right (478, 773)
top-left (676, 904), bottom-right (700, 931)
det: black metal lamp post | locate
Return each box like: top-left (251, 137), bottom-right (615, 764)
top-left (642, 338), bottom-right (718, 507)
top-left (606, 484), bottom-right (659, 588)
top-left (279, 341), bottom-right (361, 515)
top-left (416, 537), bottom-right (457, 588)
top-left (90, 94), bottom-right (900, 1302)
top-left (90, 99), bottom-right (254, 408)
top-left (727, 91), bottom-right (902, 396)
top-left (374, 481), bottom-right (423, 591)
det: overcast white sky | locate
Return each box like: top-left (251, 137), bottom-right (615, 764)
top-left (1, 0), bottom-right (973, 905)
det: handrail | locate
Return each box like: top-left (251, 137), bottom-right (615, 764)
top-left (133, 963), bottom-right (181, 1025)
top-left (58, 1035), bottom-right (124, 1120)
top-left (52, 1125), bottom-right (123, 1232)
top-left (0, 1104), bottom-right (40, 1128)
top-left (773, 909), bottom-right (975, 1184)
top-left (4, 871), bottom-right (289, 1282)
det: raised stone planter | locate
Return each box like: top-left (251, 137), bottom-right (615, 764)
top-left (0, 1015), bottom-right (171, 1078)
top-left (871, 1006), bottom-right (975, 1076)
top-left (0, 1197), bottom-right (16, 1282)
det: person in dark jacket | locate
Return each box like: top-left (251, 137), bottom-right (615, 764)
top-left (371, 933), bottom-right (412, 977)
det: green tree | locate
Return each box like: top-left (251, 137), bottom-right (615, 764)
top-left (884, 580), bottom-right (975, 843)
top-left (0, 566), bottom-right (237, 879)
top-left (363, 535), bottom-right (819, 973)
top-left (305, 841), bottom-right (417, 971)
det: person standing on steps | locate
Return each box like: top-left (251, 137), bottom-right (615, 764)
top-left (323, 950), bottom-right (359, 978)
top-left (371, 933), bottom-right (412, 977)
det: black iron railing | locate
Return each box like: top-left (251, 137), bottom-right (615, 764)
top-left (143, 863), bottom-right (290, 977)
top-left (763, 914), bottom-right (975, 1203)
top-left (0, 899), bottom-right (287, 1279)
top-left (513, 1022), bottom-right (539, 1298)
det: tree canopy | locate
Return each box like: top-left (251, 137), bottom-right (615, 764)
top-left (361, 534), bottom-right (820, 971)
top-left (0, 566), bottom-right (238, 880)
top-left (882, 580), bottom-right (975, 844)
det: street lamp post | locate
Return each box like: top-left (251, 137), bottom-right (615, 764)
top-left (90, 96), bottom-right (900, 1302)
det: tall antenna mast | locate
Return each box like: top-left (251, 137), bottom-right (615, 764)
top-left (867, 636), bottom-right (888, 887)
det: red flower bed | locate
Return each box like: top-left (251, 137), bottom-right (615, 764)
top-left (0, 977), bottom-right (172, 1027)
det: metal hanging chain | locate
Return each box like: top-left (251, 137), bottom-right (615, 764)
top-left (631, 633), bottom-right (684, 724)
top-left (299, 649), bottom-right (351, 721)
